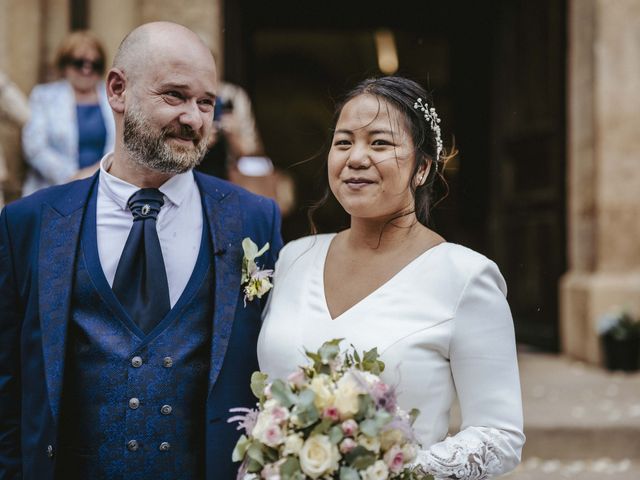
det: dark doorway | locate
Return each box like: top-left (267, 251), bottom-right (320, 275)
top-left (225, 0), bottom-right (566, 351)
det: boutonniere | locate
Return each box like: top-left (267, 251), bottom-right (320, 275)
top-left (241, 237), bottom-right (274, 306)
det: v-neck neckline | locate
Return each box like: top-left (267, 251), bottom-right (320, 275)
top-left (319, 234), bottom-right (447, 321)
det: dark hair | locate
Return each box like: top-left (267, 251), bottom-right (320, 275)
top-left (308, 76), bottom-right (449, 232)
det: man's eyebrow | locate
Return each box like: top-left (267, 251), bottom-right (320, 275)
top-left (159, 82), bottom-right (216, 99)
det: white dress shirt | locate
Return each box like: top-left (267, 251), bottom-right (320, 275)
top-left (97, 154), bottom-right (203, 307)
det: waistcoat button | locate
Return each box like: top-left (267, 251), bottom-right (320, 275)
top-left (46, 444), bottom-right (54, 458)
top-left (131, 356), bottom-right (143, 368)
top-left (129, 397), bottom-right (140, 409)
top-left (159, 441), bottom-right (171, 452)
top-left (127, 439), bottom-right (139, 452)
top-left (162, 356), bottom-right (173, 368)
top-left (160, 404), bottom-right (172, 415)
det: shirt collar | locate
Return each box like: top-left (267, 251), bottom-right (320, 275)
top-left (99, 154), bottom-right (196, 210)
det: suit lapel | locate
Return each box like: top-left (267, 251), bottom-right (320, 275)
top-left (38, 175), bottom-right (96, 423)
top-left (198, 177), bottom-right (243, 395)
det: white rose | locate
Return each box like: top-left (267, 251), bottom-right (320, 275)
top-left (261, 461), bottom-right (282, 480)
top-left (401, 443), bottom-right (417, 462)
top-left (299, 435), bottom-right (340, 479)
top-left (358, 435), bottom-right (381, 454)
top-left (251, 410), bottom-right (284, 447)
top-left (309, 374), bottom-right (335, 410)
top-left (334, 372), bottom-right (363, 419)
top-left (251, 410), bottom-right (272, 441)
top-left (380, 428), bottom-right (404, 452)
top-left (282, 434), bottom-right (304, 456)
top-left (360, 460), bottom-right (389, 480)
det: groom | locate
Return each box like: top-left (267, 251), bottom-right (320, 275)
top-left (0, 22), bottom-right (281, 480)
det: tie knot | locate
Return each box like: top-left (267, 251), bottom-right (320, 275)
top-left (127, 188), bottom-right (164, 221)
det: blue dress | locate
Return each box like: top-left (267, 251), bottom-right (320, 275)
top-left (76, 104), bottom-right (107, 169)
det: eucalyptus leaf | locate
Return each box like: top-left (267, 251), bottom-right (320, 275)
top-left (311, 418), bottom-right (333, 435)
top-left (250, 371), bottom-right (269, 402)
top-left (246, 458), bottom-right (262, 473)
top-left (264, 446), bottom-right (279, 463)
top-left (329, 425), bottom-right (344, 444)
top-left (345, 446), bottom-right (376, 470)
top-left (408, 408), bottom-right (421, 426)
top-left (339, 466), bottom-right (361, 480)
top-left (247, 443), bottom-right (265, 466)
top-left (271, 379), bottom-right (297, 408)
top-left (231, 434), bottom-right (250, 462)
top-left (318, 339), bottom-right (342, 364)
top-left (352, 346), bottom-right (361, 364)
top-left (355, 394), bottom-right (375, 421)
top-left (280, 456), bottom-right (301, 478)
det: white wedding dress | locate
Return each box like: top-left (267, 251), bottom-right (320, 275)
top-left (258, 234), bottom-right (525, 480)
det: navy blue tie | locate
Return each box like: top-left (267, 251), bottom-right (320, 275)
top-left (112, 188), bottom-right (171, 334)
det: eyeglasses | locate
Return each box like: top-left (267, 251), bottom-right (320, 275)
top-left (68, 57), bottom-right (104, 73)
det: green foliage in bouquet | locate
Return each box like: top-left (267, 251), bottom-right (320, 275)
top-left (229, 339), bottom-right (434, 480)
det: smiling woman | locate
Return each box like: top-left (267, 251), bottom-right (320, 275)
top-left (22, 30), bottom-right (115, 195)
top-left (328, 93), bottom-right (420, 223)
top-left (258, 76), bottom-right (526, 479)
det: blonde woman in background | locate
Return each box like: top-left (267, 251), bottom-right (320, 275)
top-left (22, 31), bottom-right (114, 196)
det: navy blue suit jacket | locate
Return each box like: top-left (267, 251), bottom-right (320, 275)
top-left (0, 171), bottom-right (282, 480)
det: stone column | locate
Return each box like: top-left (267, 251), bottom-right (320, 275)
top-left (0, 0), bottom-right (48, 199)
top-left (561, 0), bottom-right (640, 363)
top-left (139, 0), bottom-right (224, 70)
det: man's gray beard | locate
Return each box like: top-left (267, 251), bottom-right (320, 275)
top-left (123, 107), bottom-right (207, 174)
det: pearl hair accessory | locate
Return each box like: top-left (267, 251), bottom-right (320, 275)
top-left (413, 98), bottom-right (443, 162)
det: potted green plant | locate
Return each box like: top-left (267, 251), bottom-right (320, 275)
top-left (597, 309), bottom-right (640, 372)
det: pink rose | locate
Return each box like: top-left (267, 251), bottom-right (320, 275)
top-left (339, 438), bottom-right (357, 454)
top-left (271, 405), bottom-right (289, 423)
top-left (287, 369), bottom-right (306, 388)
top-left (323, 407), bottom-right (340, 422)
top-left (264, 425), bottom-right (284, 447)
top-left (383, 445), bottom-right (405, 473)
top-left (341, 419), bottom-right (358, 437)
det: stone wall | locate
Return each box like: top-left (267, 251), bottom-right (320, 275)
top-left (561, 0), bottom-right (640, 363)
top-left (89, 0), bottom-right (224, 73)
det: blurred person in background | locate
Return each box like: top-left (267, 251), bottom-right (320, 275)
top-left (200, 80), bottom-right (296, 217)
top-left (198, 81), bottom-right (262, 179)
top-left (22, 30), bottom-right (115, 196)
top-left (0, 71), bottom-right (30, 208)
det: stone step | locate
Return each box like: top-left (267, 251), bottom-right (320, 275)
top-left (522, 426), bottom-right (640, 460)
top-left (517, 352), bottom-right (640, 460)
top-left (448, 352), bottom-right (640, 462)
top-left (504, 458), bottom-right (640, 480)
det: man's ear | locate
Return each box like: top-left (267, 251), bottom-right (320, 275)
top-left (106, 68), bottom-right (126, 114)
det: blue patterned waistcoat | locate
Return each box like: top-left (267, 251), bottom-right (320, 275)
top-left (56, 189), bottom-right (213, 480)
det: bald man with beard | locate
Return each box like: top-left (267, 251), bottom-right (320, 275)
top-left (0, 22), bottom-right (282, 480)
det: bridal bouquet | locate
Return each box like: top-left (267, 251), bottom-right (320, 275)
top-left (229, 339), bottom-right (433, 480)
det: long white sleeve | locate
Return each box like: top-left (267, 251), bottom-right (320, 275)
top-left (415, 261), bottom-right (525, 479)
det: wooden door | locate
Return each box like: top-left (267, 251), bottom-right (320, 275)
top-left (488, 0), bottom-right (567, 350)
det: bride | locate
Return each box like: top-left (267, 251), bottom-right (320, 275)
top-left (257, 76), bottom-right (525, 479)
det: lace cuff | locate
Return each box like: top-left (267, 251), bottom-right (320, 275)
top-left (414, 427), bottom-right (516, 480)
